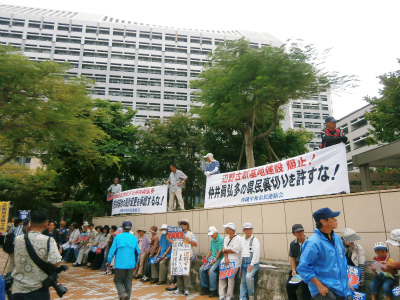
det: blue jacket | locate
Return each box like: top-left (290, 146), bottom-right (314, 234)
top-left (107, 232), bottom-right (140, 269)
top-left (297, 228), bottom-right (351, 298)
top-left (205, 161), bottom-right (220, 175)
top-left (159, 234), bottom-right (172, 258)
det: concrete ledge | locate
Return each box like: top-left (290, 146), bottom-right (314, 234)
top-left (166, 259), bottom-right (400, 300)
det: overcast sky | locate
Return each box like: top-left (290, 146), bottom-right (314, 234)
top-left (3, 0), bottom-right (399, 118)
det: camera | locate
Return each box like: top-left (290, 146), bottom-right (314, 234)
top-left (42, 265), bottom-right (69, 298)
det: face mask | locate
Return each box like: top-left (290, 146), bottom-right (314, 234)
top-left (162, 230), bottom-right (167, 235)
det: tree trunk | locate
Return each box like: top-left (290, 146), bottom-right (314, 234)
top-left (237, 139), bottom-right (245, 171)
top-left (243, 127), bottom-right (255, 169)
top-left (265, 136), bottom-right (273, 163)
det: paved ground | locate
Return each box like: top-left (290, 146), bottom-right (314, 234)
top-left (0, 252), bottom-right (210, 300)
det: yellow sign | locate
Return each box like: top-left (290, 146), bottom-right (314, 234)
top-left (0, 202), bottom-right (9, 232)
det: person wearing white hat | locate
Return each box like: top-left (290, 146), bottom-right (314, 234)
top-left (382, 229), bottom-right (400, 272)
top-left (219, 223), bottom-right (242, 300)
top-left (340, 228), bottom-right (366, 287)
top-left (151, 224), bottom-right (172, 285)
top-left (239, 223), bottom-right (260, 300)
top-left (199, 226), bottom-right (224, 297)
top-left (204, 153), bottom-right (220, 176)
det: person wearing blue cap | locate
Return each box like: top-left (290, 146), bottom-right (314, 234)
top-left (320, 117), bottom-right (348, 149)
top-left (106, 220), bottom-right (140, 300)
top-left (297, 207), bottom-right (352, 300)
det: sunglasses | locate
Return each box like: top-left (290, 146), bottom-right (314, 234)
top-left (180, 222), bottom-right (188, 226)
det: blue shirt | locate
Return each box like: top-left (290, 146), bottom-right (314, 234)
top-left (205, 160), bottom-right (220, 175)
top-left (297, 228), bottom-right (351, 298)
top-left (107, 232), bottom-right (140, 269)
top-left (159, 234), bottom-right (172, 258)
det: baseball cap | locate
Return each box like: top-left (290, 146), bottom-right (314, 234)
top-left (122, 220), bottom-right (132, 230)
top-left (159, 224), bottom-right (168, 231)
top-left (82, 221), bottom-right (89, 227)
top-left (243, 222), bottom-right (253, 229)
top-left (292, 224), bottom-right (304, 233)
top-left (208, 226), bottom-right (218, 236)
top-left (387, 229), bottom-right (400, 247)
top-left (325, 116), bottom-right (338, 123)
top-left (136, 227), bottom-right (147, 233)
top-left (313, 207), bottom-right (340, 222)
top-left (223, 223), bottom-right (236, 231)
top-left (204, 153), bottom-right (214, 159)
top-left (340, 228), bottom-right (362, 242)
top-left (374, 242), bottom-right (388, 251)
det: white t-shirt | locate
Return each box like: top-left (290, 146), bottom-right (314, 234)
top-left (241, 234), bottom-right (261, 266)
top-left (223, 234), bottom-right (242, 265)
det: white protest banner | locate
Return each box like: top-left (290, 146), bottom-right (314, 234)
top-left (170, 240), bottom-right (191, 276)
top-left (111, 185), bottom-right (167, 215)
top-left (205, 143), bottom-right (349, 209)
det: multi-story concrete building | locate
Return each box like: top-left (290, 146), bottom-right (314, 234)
top-left (281, 92), bottom-right (333, 151)
top-left (337, 103), bottom-right (378, 170)
top-left (0, 4), bottom-right (333, 151)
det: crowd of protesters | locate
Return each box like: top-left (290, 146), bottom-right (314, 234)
top-left (4, 206), bottom-right (400, 300)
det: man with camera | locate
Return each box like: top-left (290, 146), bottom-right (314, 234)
top-left (11, 210), bottom-right (66, 300)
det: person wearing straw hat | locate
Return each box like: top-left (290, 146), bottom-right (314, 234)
top-left (340, 228), bottom-right (366, 288)
top-left (239, 222), bottom-right (260, 300)
top-left (204, 153), bottom-right (220, 176)
top-left (134, 227), bottom-right (150, 279)
top-left (141, 225), bottom-right (160, 283)
top-left (171, 219), bottom-right (198, 296)
top-left (382, 229), bottom-right (400, 275)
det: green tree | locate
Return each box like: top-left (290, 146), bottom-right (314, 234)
top-left (139, 113), bottom-right (205, 208)
top-left (0, 46), bottom-right (105, 166)
top-left (0, 164), bottom-right (60, 216)
top-left (44, 99), bottom-right (140, 215)
top-left (192, 39), bottom-right (355, 168)
top-left (365, 61), bottom-right (400, 144)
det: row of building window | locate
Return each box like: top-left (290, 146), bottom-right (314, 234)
top-left (292, 103), bottom-right (329, 110)
top-left (292, 112), bottom-right (330, 120)
top-left (0, 18), bottom-right (253, 46)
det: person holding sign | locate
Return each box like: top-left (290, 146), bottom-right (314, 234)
top-left (169, 219), bottom-right (197, 296)
top-left (297, 207), bottom-right (352, 300)
top-left (369, 242), bottom-right (397, 300)
top-left (106, 221), bottom-right (140, 300)
top-left (286, 224), bottom-right (311, 300)
top-left (204, 153), bottom-right (220, 176)
top-left (219, 222), bottom-right (242, 300)
top-left (340, 228), bottom-right (366, 288)
top-left (240, 222), bottom-right (260, 300)
top-left (165, 163), bottom-right (188, 211)
top-left (151, 224), bottom-right (172, 285)
top-left (199, 226), bottom-right (224, 298)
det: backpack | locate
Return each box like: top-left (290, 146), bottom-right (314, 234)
top-left (3, 231), bottom-right (15, 254)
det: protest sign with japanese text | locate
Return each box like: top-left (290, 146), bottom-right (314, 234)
top-left (170, 240), bottom-right (191, 276)
top-left (219, 261), bottom-right (236, 279)
top-left (205, 143), bottom-right (349, 209)
top-left (0, 202), bottom-right (9, 233)
top-left (347, 266), bottom-right (361, 289)
top-left (111, 185), bottom-right (167, 215)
